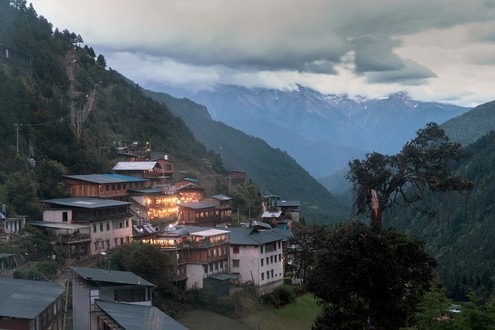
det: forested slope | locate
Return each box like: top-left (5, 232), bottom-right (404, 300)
top-left (145, 91), bottom-right (350, 224)
top-left (387, 131), bottom-right (495, 300)
top-left (0, 2), bottom-right (222, 219)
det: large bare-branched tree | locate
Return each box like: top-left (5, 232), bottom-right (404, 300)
top-left (347, 122), bottom-right (473, 227)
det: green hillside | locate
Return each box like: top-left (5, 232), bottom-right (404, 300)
top-left (0, 3), bottom-right (222, 219)
top-left (387, 130), bottom-right (495, 300)
top-left (442, 100), bottom-right (495, 146)
top-left (145, 91), bottom-right (349, 224)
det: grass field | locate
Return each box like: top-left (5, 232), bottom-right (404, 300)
top-left (178, 293), bottom-right (320, 330)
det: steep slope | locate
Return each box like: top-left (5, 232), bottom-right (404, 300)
top-left (441, 100), bottom-right (495, 146)
top-left (145, 91), bottom-right (349, 224)
top-left (182, 85), bottom-right (470, 178)
top-left (386, 131), bottom-right (495, 300)
top-left (0, 4), bottom-right (222, 218)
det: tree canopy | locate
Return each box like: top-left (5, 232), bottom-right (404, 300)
top-left (347, 122), bottom-right (473, 227)
top-left (298, 222), bottom-right (436, 329)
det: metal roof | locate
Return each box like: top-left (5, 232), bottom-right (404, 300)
top-left (0, 278), bottom-right (64, 319)
top-left (178, 200), bottom-right (217, 210)
top-left (28, 221), bottom-right (90, 230)
top-left (226, 227), bottom-right (287, 246)
top-left (95, 300), bottom-right (187, 330)
top-left (210, 194), bottom-right (232, 201)
top-left (190, 228), bottom-right (230, 237)
top-left (261, 211), bottom-right (283, 218)
top-left (112, 161), bottom-right (159, 171)
top-left (71, 267), bottom-right (155, 287)
top-left (43, 198), bottom-right (130, 209)
top-left (62, 173), bottom-right (146, 184)
top-left (275, 200), bottom-right (301, 207)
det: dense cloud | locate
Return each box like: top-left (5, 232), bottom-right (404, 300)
top-left (30, 0), bottom-right (495, 106)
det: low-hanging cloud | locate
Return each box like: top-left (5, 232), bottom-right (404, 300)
top-left (30, 0), bottom-right (495, 106)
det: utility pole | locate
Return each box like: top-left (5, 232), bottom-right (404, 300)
top-left (14, 123), bottom-right (22, 155)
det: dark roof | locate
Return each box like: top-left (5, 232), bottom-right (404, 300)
top-left (226, 227), bottom-right (289, 246)
top-left (43, 198), bottom-right (130, 209)
top-left (95, 300), bottom-right (187, 330)
top-left (275, 200), bottom-right (301, 207)
top-left (71, 267), bottom-right (155, 287)
top-left (179, 200), bottom-right (217, 210)
top-left (0, 278), bottom-right (64, 319)
top-left (62, 173), bottom-right (146, 184)
top-left (130, 188), bottom-right (163, 194)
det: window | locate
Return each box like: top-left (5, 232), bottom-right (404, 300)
top-left (126, 220), bottom-right (129, 228)
top-left (267, 271), bottom-right (270, 279)
top-left (232, 259), bottom-right (240, 268)
top-left (204, 265), bottom-right (208, 274)
top-left (106, 222), bottom-right (110, 231)
top-left (260, 259), bottom-right (264, 267)
top-left (100, 223), bottom-right (103, 232)
top-left (260, 246), bottom-right (264, 254)
top-left (271, 270), bottom-right (274, 278)
top-left (233, 246), bottom-right (240, 254)
top-left (93, 225), bottom-right (97, 233)
top-left (266, 257), bottom-right (269, 265)
top-left (271, 255), bottom-right (274, 263)
top-left (62, 211), bottom-right (68, 222)
top-left (261, 273), bottom-right (264, 281)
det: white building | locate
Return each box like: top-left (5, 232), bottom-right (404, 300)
top-left (226, 225), bottom-right (290, 294)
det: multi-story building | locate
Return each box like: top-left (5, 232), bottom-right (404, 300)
top-left (134, 225), bottom-right (230, 290)
top-left (38, 197), bottom-right (133, 256)
top-left (62, 174), bottom-right (147, 200)
top-left (226, 225), bottom-right (290, 294)
top-left (0, 278), bottom-right (65, 330)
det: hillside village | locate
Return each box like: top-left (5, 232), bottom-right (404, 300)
top-left (0, 142), bottom-right (301, 329)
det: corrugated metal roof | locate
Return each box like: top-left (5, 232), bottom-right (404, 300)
top-left (95, 300), bottom-right (188, 330)
top-left (261, 211), bottom-right (283, 218)
top-left (0, 278), bottom-right (64, 319)
top-left (113, 161), bottom-right (158, 171)
top-left (190, 228), bottom-right (230, 237)
top-left (178, 200), bottom-right (217, 210)
top-left (71, 267), bottom-right (155, 287)
top-left (28, 221), bottom-right (90, 230)
top-left (210, 194), bottom-right (232, 201)
top-left (63, 174), bottom-right (146, 184)
top-left (226, 227), bottom-right (287, 245)
top-left (43, 198), bottom-right (130, 209)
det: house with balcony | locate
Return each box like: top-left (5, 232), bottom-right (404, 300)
top-left (36, 197), bottom-right (133, 256)
top-left (134, 225), bottom-right (230, 290)
top-left (0, 278), bottom-right (65, 330)
top-left (112, 161), bottom-right (165, 185)
top-left (202, 194), bottom-right (233, 226)
top-left (62, 173), bottom-right (147, 201)
top-left (178, 200), bottom-right (219, 227)
top-left (226, 225), bottom-right (291, 294)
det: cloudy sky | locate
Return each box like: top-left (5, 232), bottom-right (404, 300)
top-left (30, 0), bottom-right (495, 107)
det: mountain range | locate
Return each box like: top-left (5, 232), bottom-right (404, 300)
top-left (170, 85), bottom-right (470, 179)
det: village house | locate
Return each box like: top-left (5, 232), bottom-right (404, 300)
top-left (0, 205), bottom-right (26, 237)
top-left (32, 197), bottom-right (133, 257)
top-left (112, 161), bottom-right (164, 186)
top-left (62, 173), bottom-right (147, 201)
top-left (0, 277), bottom-right (65, 330)
top-left (275, 200), bottom-right (301, 222)
top-left (70, 266), bottom-right (185, 330)
top-left (226, 224), bottom-right (291, 294)
top-left (134, 225), bottom-right (230, 290)
top-left (94, 300), bottom-right (187, 330)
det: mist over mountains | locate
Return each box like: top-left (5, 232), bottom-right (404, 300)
top-left (170, 84), bottom-right (470, 179)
